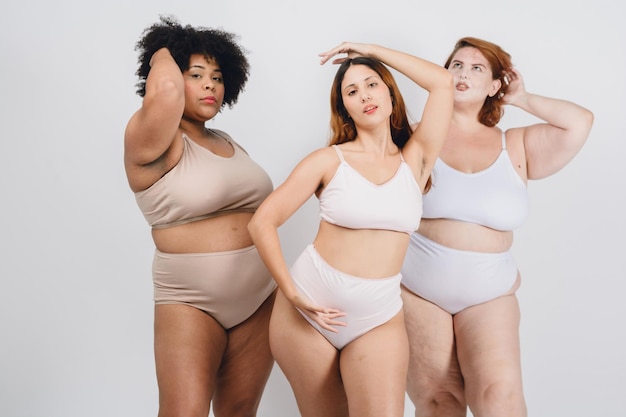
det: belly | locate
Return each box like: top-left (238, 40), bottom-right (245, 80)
top-left (152, 212), bottom-right (254, 253)
top-left (313, 221), bottom-right (410, 278)
top-left (418, 218), bottom-right (513, 253)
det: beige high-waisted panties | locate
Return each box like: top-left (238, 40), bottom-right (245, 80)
top-left (152, 245), bottom-right (277, 329)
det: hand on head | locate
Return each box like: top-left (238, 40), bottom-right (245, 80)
top-left (500, 67), bottom-right (526, 104)
top-left (318, 41), bottom-right (372, 65)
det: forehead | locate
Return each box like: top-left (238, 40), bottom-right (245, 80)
top-left (452, 47), bottom-right (490, 67)
top-left (342, 64), bottom-right (379, 87)
top-left (188, 54), bottom-right (220, 70)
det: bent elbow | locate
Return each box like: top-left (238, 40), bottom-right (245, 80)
top-left (247, 214), bottom-right (261, 241)
top-left (577, 108), bottom-right (594, 143)
top-left (584, 108), bottom-right (595, 131)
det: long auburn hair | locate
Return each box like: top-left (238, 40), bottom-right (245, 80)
top-left (444, 37), bottom-right (513, 127)
top-left (328, 57), bottom-right (412, 148)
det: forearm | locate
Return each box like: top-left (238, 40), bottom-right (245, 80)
top-left (249, 220), bottom-right (299, 301)
top-left (368, 44), bottom-right (453, 92)
top-left (511, 92), bottom-right (593, 132)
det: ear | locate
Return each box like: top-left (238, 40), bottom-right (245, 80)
top-left (488, 78), bottom-right (502, 98)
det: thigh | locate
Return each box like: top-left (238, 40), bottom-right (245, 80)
top-left (212, 291), bottom-right (276, 416)
top-left (340, 312), bottom-right (408, 417)
top-left (154, 304), bottom-right (227, 417)
top-left (401, 287), bottom-right (465, 404)
top-left (454, 294), bottom-right (524, 406)
top-left (269, 290), bottom-right (348, 417)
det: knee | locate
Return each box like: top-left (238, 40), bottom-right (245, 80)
top-left (408, 378), bottom-right (466, 416)
top-left (158, 401), bottom-right (209, 417)
top-left (468, 381), bottom-right (526, 417)
top-left (212, 396), bottom-right (261, 417)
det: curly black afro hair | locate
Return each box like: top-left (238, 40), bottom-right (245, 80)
top-left (134, 15), bottom-right (250, 109)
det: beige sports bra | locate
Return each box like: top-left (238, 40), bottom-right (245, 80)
top-left (134, 131), bottom-right (273, 229)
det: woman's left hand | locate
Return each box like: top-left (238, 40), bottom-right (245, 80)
top-left (318, 41), bottom-right (372, 65)
top-left (501, 67), bottom-right (527, 105)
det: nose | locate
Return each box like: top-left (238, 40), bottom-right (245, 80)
top-left (204, 80), bottom-right (215, 90)
top-left (360, 93), bottom-right (371, 103)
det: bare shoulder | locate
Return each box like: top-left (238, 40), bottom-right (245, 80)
top-left (503, 127), bottom-right (529, 180)
top-left (301, 145), bottom-right (340, 165)
top-left (504, 126), bottom-right (526, 141)
top-left (504, 125), bottom-right (531, 153)
top-left (288, 146), bottom-right (341, 189)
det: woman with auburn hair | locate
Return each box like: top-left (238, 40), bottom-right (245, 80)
top-left (248, 42), bottom-right (453, 417)
top-left (401, 36), bottom-right (593, 417)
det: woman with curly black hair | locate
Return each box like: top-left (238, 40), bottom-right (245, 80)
top-left (124, 16), bottom-right (276, 417)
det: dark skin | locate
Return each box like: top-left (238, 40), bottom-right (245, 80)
top-left (125, 46), bottom-right (276, 417)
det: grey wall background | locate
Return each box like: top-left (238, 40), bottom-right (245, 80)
top-left (1, 0), bottom-right (624, 416)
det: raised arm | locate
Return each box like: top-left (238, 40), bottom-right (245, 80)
top-left (248, 149), bottom-right (346, 331)
top-left (504, 67), bottom-right (594, 180)
top-left (124, 48), bottom-right (185, 171)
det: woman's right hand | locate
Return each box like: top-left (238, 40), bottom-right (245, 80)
top-left (290, 293), bottom-right (346, 333)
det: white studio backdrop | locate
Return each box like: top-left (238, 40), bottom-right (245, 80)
top-left (0, 0), bottom-right (624, 416)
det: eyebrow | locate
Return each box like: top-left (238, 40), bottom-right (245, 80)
top-left (188, 64), bottom-right (222, 73)
top-left (343, 75), bottom-right (377, 92)
top-left (452, 59), bottom-right (487, 69)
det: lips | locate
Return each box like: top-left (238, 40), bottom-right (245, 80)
top-left (363, 105), bottom-right (377, 113)
top-left (455, 82), bottom-right (469, 91)
top-left (202, 96), bottom-right (217, 104)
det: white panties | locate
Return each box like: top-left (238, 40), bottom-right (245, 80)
top-left (401, 232), bottom-right (518, 314)
top-left (291, 244), bottom-right (403, 349)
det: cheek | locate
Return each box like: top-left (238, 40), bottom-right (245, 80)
top-left (342, 95), bottom-right (358, 113)
top-left (378, 91), bottom-right (393, 109)
top-left (183, 83), bottom-right (195, 96)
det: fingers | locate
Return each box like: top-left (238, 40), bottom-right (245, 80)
top-left (306, 306), bottom-right (346, 333)
top-left (294, 294), bottom-right (348, 333)
top-left (314, 310), bottom-right (347, 333)
top-left (318, 41), bottom-right (359, 65)
top-left (504, 66), bottom-right (522, 83)
top-left (318, 47), bottom-right (345, 65)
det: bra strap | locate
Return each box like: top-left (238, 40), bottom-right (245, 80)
top-left (331, 145), bottom-right (345, 162)
top-left (501, 131), bottom-right (507, 150)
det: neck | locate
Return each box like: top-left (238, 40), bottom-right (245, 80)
top-left (179, 118), bottom-right (208, 137)
top-left (451, 104), bottom-right (483, 129)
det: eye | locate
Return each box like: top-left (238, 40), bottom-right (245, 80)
top-left (452, 62), bottom-right (461, 69)
top-left (472, 65), bottom-right (482, 72)
top-left (368, 81), bottom-right (378, 88)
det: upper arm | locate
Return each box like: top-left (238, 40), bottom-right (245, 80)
top-left (124, 81), bottom-right (185, 167)
top-left (523, 109), bottom-right (593, 179)
top-left (403, 78), bottom-right (454, 187)
top-left (253, 149), bottom-right (332, 229)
